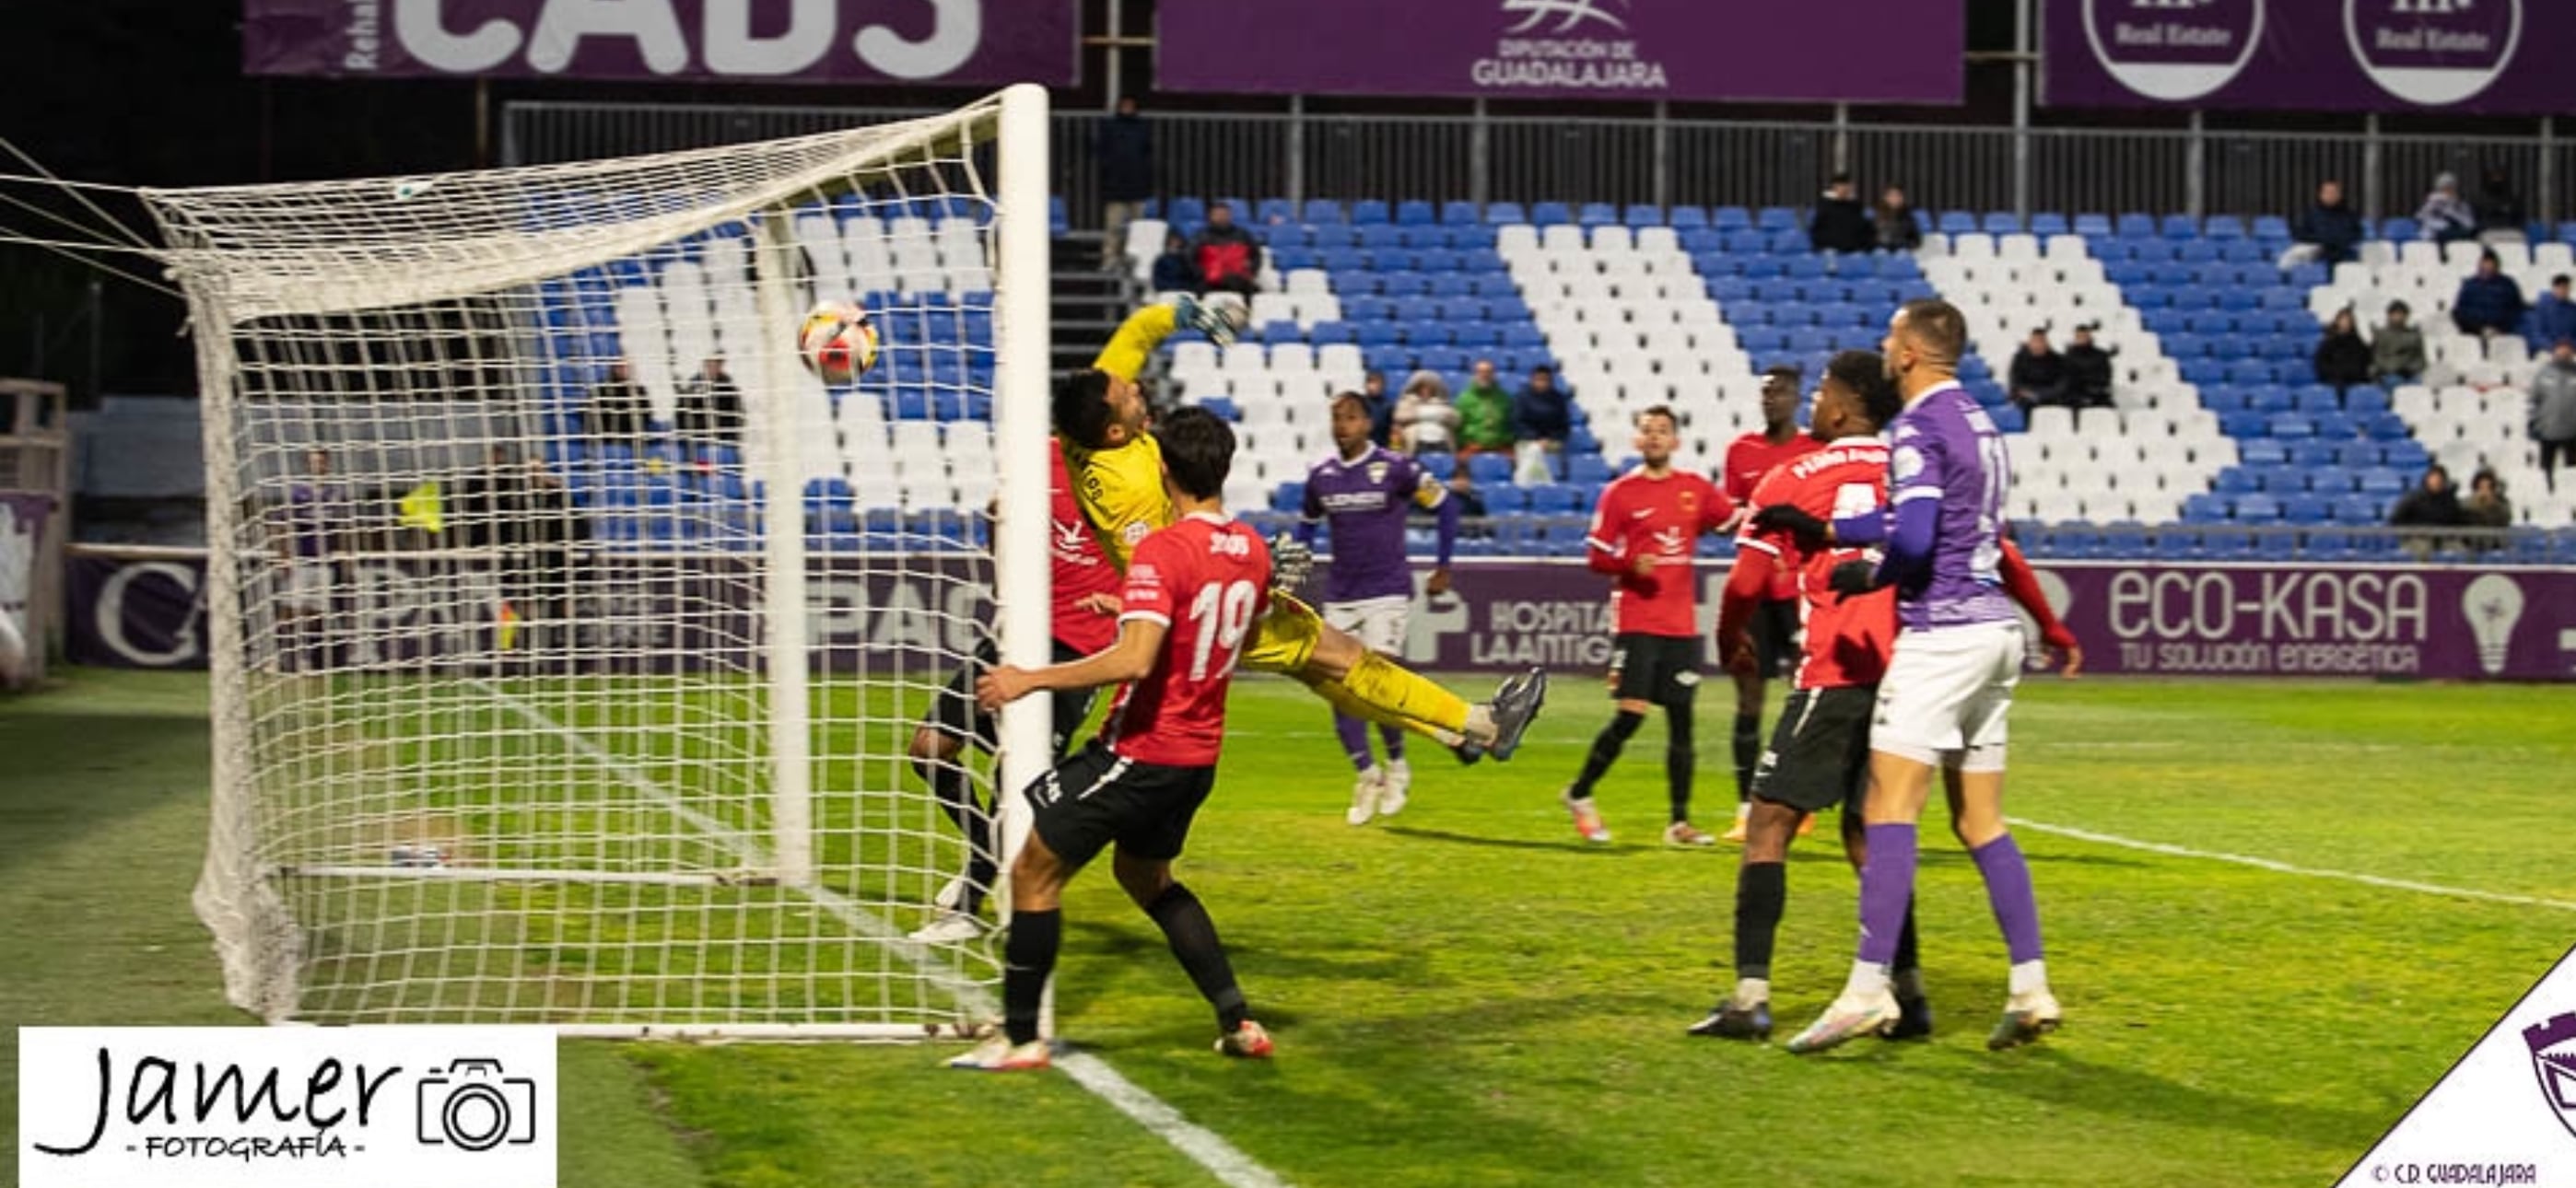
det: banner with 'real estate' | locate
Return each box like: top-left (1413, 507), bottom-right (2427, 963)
top-left (1155, 0), bottom-right (1962, 105)
top-left (2045, 0), bottom-right (2566, 114)
top-left (240, 0), bottom-right (1078, 86)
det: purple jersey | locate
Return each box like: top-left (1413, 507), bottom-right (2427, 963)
top-left (287, 482), bottom-right (335, 559)
top-left (1887, 383), bottom-right (2017, 630)
top-left (1301, 446), bottom-right (1446, 603)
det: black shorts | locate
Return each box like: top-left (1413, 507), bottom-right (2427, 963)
top-left (1026, 740), bottom-right (1218, 869)
top-left (1750, 685), bottom-right (1877, 814)
top-left (1752, 598), bottom-right (1801, 681)
top-left (1609, 634), bottom-right (1702, 705)
top-left (927, 638), bottom-right (1096, 757)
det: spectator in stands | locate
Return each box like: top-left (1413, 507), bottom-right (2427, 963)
top-left (1149, 229), bottom-right (1199, 296)
top-left (2418, 172), bottom-right (2478, 244)
top-left (1392, 369), bottom-right (1458, 455)
top-left (2474, 165), bottom-right (2527, 242)
top-left (2007, 328), bottom-right (2069, 413)
top-left (1511, 365), bottom-right (1575, 478)
top-left (1362, 370), bottom-right (1395, 447)
top-left (2527, 274), bottom-right (2576, 353)
top-left (677, 355), bottom-right (743, 448)
top-left (2388, 463), bottom-right (2464, 559)
top-left (2373, 301), bottom-right (2426, 385)
top-left (2462, 469), bottom-right (2512, 551)
top-left (1455, 359), bottom-right (1517, 456)
top-left (1809, 173), bottom-right (1875, 254)
top-left (2313, 309), bottom-right (2375, 395)
top-left (2289, 180), bottom-right (2364, 267)
top-left (1095, 96), bottom-right (1153, 269)
top-left (1189, 201), bottom-right (1262, 297)
top-left (2452, 250), bottom-right (2528, 339)
top-left (587, 357), bottom-right (651, 448)
top-left (1872, 185), bottom-right (1922, 252)
top-left (2065, 322), bottom-right (2116, 408)
top-left (2531, 338), bottom-right (2576, 494)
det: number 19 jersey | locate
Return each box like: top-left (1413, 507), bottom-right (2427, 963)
top-left (1106, 512), bottom-right (1274, 768)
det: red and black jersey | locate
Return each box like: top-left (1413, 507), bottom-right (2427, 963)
top-left (1584, 468), bottom-right (1736, 638)
top-left (1736, 442), bottom-right (1898, 691)
top-left (1048, 440), bottom-right (1122, 654)
top-left (1103, 513), bottom-right (1273, 768)
top-left (1721, 430), bottom-right (1823, 601)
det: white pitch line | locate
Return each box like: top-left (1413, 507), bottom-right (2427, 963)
top-left (2009, 817), bottom-right (2576, 913)
top-left (468, 679), bottom-right (1292, 1188)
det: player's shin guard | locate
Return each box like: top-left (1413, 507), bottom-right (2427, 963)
top-left (1569, 710), bottom-right (1645, 798)
top-left (1340, 651), bottom-right (1473, 739)
top-left (1002, 908), bottom-right (1061, 1045)
top-left (1734, 861), bottom-right (1787, 982)
top-left (1664, 704), bottom-right (1696, 823)
top-left (1731, 712), bottom-right (1761, 803)
top-left (1853, 824), bottom-right (1920, 996)
top-left (1333, 713), bottom-right (1374, 771)
top-left (1146, 884), bottom-right (1248, 1032)
top-left (1969, 833), bottom-right (2045, 965)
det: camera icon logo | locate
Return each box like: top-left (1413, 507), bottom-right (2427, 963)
top-left (417, 1057), bottom-right (538, 1152)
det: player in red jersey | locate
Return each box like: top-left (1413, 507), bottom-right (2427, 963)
top-left (1716, 366), bottom-right (1824, 841)
top-left (907, 439), bottom-right (1126, 944)
top-left (1691, 351), bottom-right (2080, 1042)
top-left (954, 408), bottom-right (1277, 1071)
top-left (1559, 405), bottom-right (1739, 847)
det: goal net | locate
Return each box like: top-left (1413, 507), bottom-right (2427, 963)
top-left (149, 87), bottom-right (1055, 1038)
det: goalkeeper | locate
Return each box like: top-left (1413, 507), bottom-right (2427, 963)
top-left (1058, 298), bottom-right (1547, 761)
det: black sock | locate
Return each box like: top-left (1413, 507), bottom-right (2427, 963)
top-left (1734, 860), bottom-right (1786, 984)
top-left (1002, 908), bottom-right (1060, 1045)
top-left (1893, 895), bottom-right (1922, 988)
top-left (1145, 884), bottom-right (1247, 1032)
top-left (1665, 703), bottom-right (1696, 823)
top-left (916, 753), bottom-right (991, 914)
top-left (1569, 710), bottom-right (1645, 798)
top-left (1731, 712), bottom-right (1762, 804)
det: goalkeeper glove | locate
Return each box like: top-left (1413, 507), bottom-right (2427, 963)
top-left (1826, 559), bottom-right (1881, 600)
top-left (1751, 504), bottom-right (1830, 551)
top-left (1267, 532), bottom-right (1315, 590)
top-left (1172, 293), bottom-right (1247, 350)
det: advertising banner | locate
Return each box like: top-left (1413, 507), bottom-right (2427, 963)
top-left (1156, 0), bottom-right (1961, 105)
top-left (2045, 0), bottom-right (2565, 114)
top-left (63, 551), bottom-right (2576, 681)
top-left (242, 0), bottom-right (1078, 87)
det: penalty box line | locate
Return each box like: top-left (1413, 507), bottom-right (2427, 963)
top-left (465, 678), bottom-right (1294, 1188)
top-left (2009, 817), bottom-right (2576, 914)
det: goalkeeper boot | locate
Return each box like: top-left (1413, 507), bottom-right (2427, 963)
top-left (1562, 790), bottom-right (1612, 845)
top-left (1785, 988), bottom-right (1903, 1054)
top-left (1687, 996), bottom-right (1774, 1041)
top-left (1986, 990), bottom-right (2062, 1052)
top-left (1346, 767), bottom-right (1385, 826)
top-left (1484, 667), bottom-right (1549, 762)
top-left (948, 1035), bottom-right (1051, 1072)
top-left (1216, 1020), bottom-right (1274, 1059)
top-left (1376, 760), bottom-right (1411, 818)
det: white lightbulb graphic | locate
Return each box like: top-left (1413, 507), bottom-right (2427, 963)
top-left (2462, 573), bottom-right (2525, 677)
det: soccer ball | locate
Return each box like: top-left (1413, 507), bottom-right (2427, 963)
top-left (798, 300), bottom-right (880, 384)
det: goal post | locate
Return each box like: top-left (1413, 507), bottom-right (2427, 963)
top-left (151, 86), bottom-right (1054, 1038)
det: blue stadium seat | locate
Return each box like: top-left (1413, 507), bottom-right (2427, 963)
top-left (1531, 202), bottom-right (1573, 227)
top-left (2074, 213), bottom-right (2114, 237)
top-left (1577, 203), bottom-right (1619, 228)
top-left (2331, 495), bottom-right (2383, 525)
top-left (1938, 211), bottom-right (1978, 235)
top-left (2031, 213), bottom-right (2070, 236)
top-left (2160, 215), bottom-right (2199, 239)
top-left (2381, 217), bottom-right (2419, 239)
top-left (2221, 412), bottom-right (2271, 437)
top-left (2357, 468), bottom-right (2406, 495)
top-left (1484, 201), bottom-right (1527, 226)
top-left (2231, 495), bottom-right (2282, 522)
top-left (1670, 206), bottom-right (1710, 229)
top-left (1395, 200), bottom-right (1436, 226)
top-left (1352, 199), bottom-right (1391, 225)
top-left (2181, 494), bottom-right (2230, 524)
top-left (1713, 207), bottom-right (1754, 230)
top-left (1981, 212), bottom-right (2021, 235)
top-left (1757, 207), bottom-right (1800, 231)
top-left (2215, 469), bottom-right (2259, 495)
top-left (1439, 200), bottom-right (1481, 227)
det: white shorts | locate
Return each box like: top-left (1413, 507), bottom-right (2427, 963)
top-left (1871, 619), bottom-right (2023, 773)
top-left (281, 561), bottom-right (334, 612)
top-left (1323, 595), bottom-right (1411, 656)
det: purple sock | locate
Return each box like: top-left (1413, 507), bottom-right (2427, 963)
top-left (1377, 724), bottom-right (1406, 763)
top-left (1334, 713), bottom-right (1374, 771)
top-left (1971, 833), bottom-right (2045, 963)
top-left (1856, 823), bottom-right (1918, 965)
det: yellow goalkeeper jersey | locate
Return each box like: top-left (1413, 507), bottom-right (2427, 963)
top-left (1060, 304), bottom-right (1182, 570)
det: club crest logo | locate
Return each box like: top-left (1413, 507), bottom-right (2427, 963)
top-left (1366, 461), bottom-right (1389, 484)
top-left (2527, 1013), bottom-right (2576, 1143)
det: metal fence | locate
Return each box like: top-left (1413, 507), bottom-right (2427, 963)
top-left (504, 102), bottom-right (2567, 232)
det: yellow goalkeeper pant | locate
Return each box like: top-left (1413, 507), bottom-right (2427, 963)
top-left (1247, 593), bottom-right (1473, 744)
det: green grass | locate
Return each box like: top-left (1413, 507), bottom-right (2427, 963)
top-left (4, 667), bottom-right (2570, 1186)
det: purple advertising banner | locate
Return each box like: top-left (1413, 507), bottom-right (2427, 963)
top-left (1156, 0), bottom-right (1961, 105)
top-left (2046, 0), bottom-right (2564, 114)
top-left (242, 0), bottom-right (1078, 86)
top-left (63, 551), bottom-right (2576, 681)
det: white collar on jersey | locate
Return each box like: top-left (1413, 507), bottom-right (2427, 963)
top-left (1181, 510), bottom-right (1232, 526)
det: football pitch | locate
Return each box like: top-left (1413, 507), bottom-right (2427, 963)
top-left (4, 666), bottom-right (2571, 1187)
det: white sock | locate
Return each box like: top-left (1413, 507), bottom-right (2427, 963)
top-left (1464, 705), bottom-right (1497, 744)
top-left (1387, 758), bottom-right (1410, 779)
top-left (1733, 977), bottom-right (1771, 1007)
top-left (1733, 802), bottom-right (1751, 821)
top-left (2008, 960), bottom-right (2049, 998)
top-left (1846, 960), bottom-right (1890, 1001)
